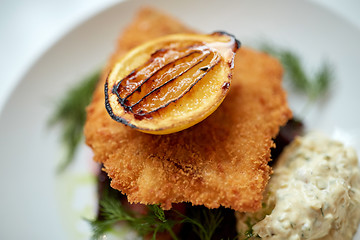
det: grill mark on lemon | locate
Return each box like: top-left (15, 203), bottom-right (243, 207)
top-left (131, 53), bottom-right (220, 116)
top-left (123, 47), bottom-right (210, 107)
top-left (113, 45), bottom-right (221, 117)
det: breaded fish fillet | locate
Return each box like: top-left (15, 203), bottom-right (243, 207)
top-left (84, 8), bottom-right (292, 212)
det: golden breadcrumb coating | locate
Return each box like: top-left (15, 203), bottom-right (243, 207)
top-left (84, 7), bottom-right (292, 212)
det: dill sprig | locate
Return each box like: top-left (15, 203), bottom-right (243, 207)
top-left (48, 70), bottom-right (101, 172)
top-left (177, 208), bottom-right (224, 240)
top-left (242, 217), bottom-right (261, 240)
top-left (261, 43), bottom-right (333, 103)
top-left (89, 194), bottom-right (178, 240)
top-left (90, 196), bottom-right (134, 239)
top-left (89, 188), bottom-right (228, 240)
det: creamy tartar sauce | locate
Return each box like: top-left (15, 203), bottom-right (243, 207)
top-left (237, 132), bottom-right (360, 240)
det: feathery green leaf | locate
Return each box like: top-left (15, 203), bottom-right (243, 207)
top-left (178, 208), bottom-right (224, 240)
top-left (88, 193), bottom-right (179, 240)
top-left (48, 70), bottom-right (101, 172)
top-left (260, 43), bottom-right (333, 103)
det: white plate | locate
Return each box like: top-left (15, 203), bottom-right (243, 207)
top-left (1, 0), bottom-right (360, 239)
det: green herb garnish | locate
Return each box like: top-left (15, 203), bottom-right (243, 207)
top-left (89, 188), bottom-right (229, 240)
top-left (48, 70), bottom-right (101, 172)
top-left (178, 208), bottom-right (224, 240)
top-left (261, 44), bottom-right (333, 115)
top-left (244, 217), bottom-right (255, 239)
top-left (89, 193), bottom-right (179, 240)
top-left (236, 217), bottom-right (260, 240)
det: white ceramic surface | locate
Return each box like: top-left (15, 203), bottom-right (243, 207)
top-left (1, 0), bottom-right (360, 239)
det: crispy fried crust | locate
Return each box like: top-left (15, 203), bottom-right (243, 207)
top-left (84, 8), bottom-right (292, 212)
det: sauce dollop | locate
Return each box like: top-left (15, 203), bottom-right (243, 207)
top-left (237, 132), bottom-right (360, 240)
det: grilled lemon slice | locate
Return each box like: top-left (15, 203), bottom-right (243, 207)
top-left (105, 32), bottom-right (240, 134)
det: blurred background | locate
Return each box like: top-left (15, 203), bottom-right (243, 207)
top-left (0, 0), bottom-right (359, 111)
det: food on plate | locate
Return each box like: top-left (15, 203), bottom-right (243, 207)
top-left (237, 132), bottom-right (360, 239)
top-left (84, 7), bottom-right (292, 213)
top-left (105, 32), bottom-right (239, 135)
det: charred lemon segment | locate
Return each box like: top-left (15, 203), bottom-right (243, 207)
top-left (105, 32), bottom-right (240, 134)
